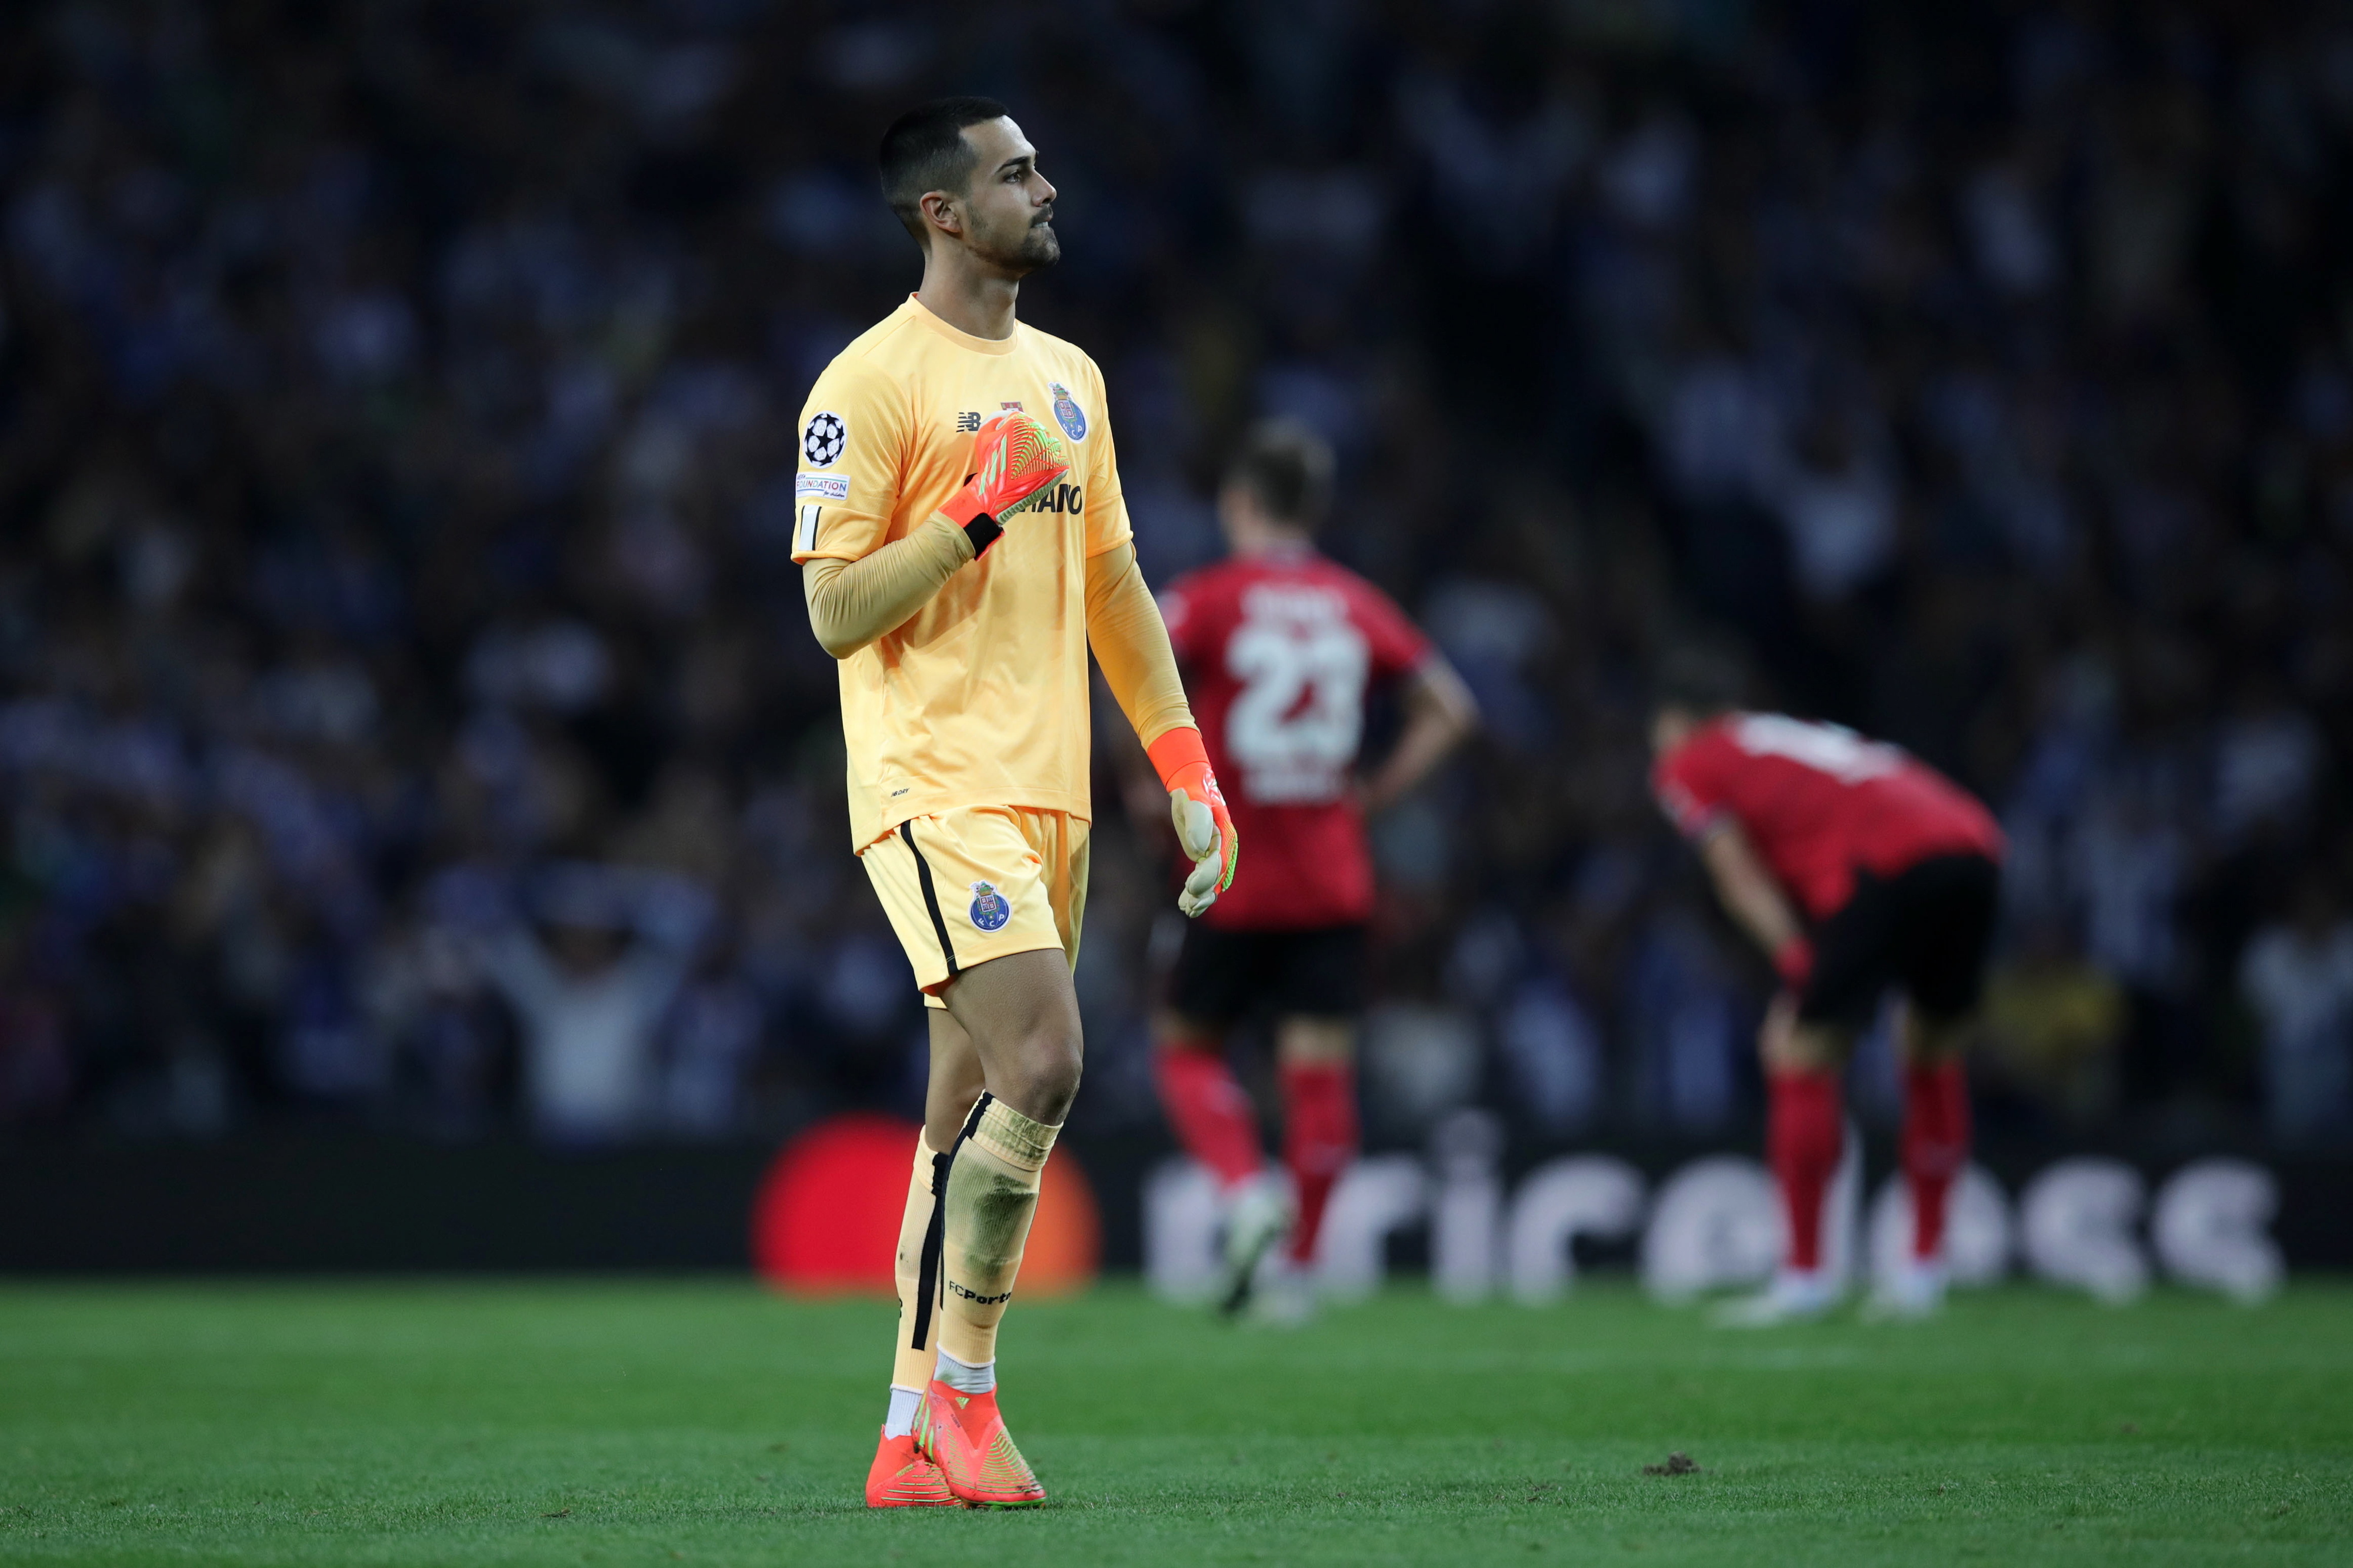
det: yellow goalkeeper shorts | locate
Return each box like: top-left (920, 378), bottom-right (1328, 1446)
top-left (860, 806), bottom-right (1089, 1007)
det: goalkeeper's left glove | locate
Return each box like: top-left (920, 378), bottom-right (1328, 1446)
top-left (1146, 727), bottom-right (1237, 918)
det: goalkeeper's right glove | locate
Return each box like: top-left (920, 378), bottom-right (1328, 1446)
top-left (937, 411), bottom-right (1069, 558)
top-left (1147, 727), bottom-right (1238, 918)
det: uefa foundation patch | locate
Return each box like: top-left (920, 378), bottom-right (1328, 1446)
top-left (969, 880), bottom-right (1012, 932)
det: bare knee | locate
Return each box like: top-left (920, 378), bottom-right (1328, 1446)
top-left (1761, 994), bottom-right (1850, 1075)
top-left (1275, 1015), bottom-right (1355, 1066)
top-left (1901, 1010), bottom-right (1971, 1067)
top-left (998, 1022), bottom-right (1083, 1126)
top-left (941, 948), bottom-right (1086, 1127)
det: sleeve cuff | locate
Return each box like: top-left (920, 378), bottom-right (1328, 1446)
top-left (1145, 726), bottom-right (1209, 790)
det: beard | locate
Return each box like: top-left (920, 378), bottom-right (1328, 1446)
top-left (978, 212), bottom-right (1060, 274)
top-left (1018, 219), bottom-right (1061, 269)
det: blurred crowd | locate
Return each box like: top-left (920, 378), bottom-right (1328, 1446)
top-left (2, 1), bottom-right (2350, 1153)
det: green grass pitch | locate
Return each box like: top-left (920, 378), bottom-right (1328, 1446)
top-left (1, 1279), bottom-right (2347, 1565)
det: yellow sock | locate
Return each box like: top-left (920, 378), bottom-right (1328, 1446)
top-left (936, 1096), bottom-right (1058, 1368)
top-left (889, 1130), bottom-right (944, 1394)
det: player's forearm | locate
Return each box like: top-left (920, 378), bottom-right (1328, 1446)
top-left (802, 516), bottom-right (975, 659)
top-left (1359, 658), bottom-right (1478, 816)
top-left (1359, 719), bottom-right (1461, 817)
top-left (1698, 825), bottom-right (1806, 965)
top-left (1085, 542), bottom-right (1195, 747)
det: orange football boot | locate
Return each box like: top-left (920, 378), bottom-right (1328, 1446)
top-left (865, 1427), bottom-right (961, 1509)
top-left (914, 1382), bottom-right (1045, 1508)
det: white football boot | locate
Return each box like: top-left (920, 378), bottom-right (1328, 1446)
top-left (1711, 1268), bottom-right (1840, 1328)
top-left (1245, 1252), bottom-right (1318, 1327)
top-left (1862, 1257), bottom-right (1948, 1322)
top-left (1217, 1174), bottom-right (1295, 1318)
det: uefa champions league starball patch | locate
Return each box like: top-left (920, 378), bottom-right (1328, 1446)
top-left (968, 880), bottom-right (1012, 932)
top-left (1048, 381), bottom-right (1087, 442)
top-left (802, 411), bottom-right (846, 467)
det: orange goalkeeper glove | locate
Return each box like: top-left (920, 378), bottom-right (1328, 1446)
top-left (1147, 728), bottom-right (1237, 918)
top-left (938, 412), bottom-right (1069, 558)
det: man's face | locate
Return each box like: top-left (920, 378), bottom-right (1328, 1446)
top-left (1216, 482), bottom-right (1262, 551)
top-left (947, 116), bottom-right (1059, 272)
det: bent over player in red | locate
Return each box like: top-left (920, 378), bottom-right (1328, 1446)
top-left (1151, 421), bottom-right (1478, 1321)
top-left (1649, 656), bottom-right (2004, 1325)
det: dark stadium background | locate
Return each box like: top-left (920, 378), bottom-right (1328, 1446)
top-left (1, 0), bottom-right (2349, 1272)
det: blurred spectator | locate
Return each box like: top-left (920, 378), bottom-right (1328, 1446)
top-left (1496, 976), bottom-right (1606, 1136)
top-left (479, 866), bottom-right (709, 1145)
top-left (661, 945), bottom-right (763, 1137)
top-left (0, 1), bottom-right (2345, 1154)
top-left (1625, 905), bottom-right (1747, 1133)
top-left (361, 916), bottom-right (506, 1141)
top-left (1981, 919), bottom-right (2129, 1126)
top-left (0, 918), bottom-right (69, 1125)
top-left (2238, 878), bottom-right (2353, 1148)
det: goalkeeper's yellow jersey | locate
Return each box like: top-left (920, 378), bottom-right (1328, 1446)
top-left (792, 295), bottom-right (1132, 849)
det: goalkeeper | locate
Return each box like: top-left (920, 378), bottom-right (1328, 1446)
top-left (794, 98), bottom-right (1234, 1510)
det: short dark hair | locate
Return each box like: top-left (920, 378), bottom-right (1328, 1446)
top-left (878, 96), bottom-right (1009, 246)
top-left (1225, 419), bottom-right (1335, 528)
top-left (1651, 643), bottom-right (1749, 716)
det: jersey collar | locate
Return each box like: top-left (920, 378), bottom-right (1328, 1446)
top-left (904, 294), bottom-right (1022, 356)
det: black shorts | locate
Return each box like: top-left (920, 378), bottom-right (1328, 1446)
top-left (1166, 922), bottom-right (1368, 1025)
top-left (1798, 852), bottom-right (2001, 1028)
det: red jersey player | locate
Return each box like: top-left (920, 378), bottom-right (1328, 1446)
top-left (1649, 653), bottom-right (2004, 1323)
top-left (1149, 420), bottom-right (1478, 1321)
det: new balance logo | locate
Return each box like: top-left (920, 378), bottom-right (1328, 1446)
top-left (955, 411), bottom-right (982, 432)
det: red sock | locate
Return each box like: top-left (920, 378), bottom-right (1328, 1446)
top-left (1278, 1060), bottom-right (1358, 1264)
top-left (1902, 1059), bottom-right (1971, 1262)
top-left (1768, 1070), bottom-right (1842, 1273)
top-left (1153, 1045), bottom-right (1263, 1189)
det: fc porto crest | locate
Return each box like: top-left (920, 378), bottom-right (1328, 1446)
top-left (1048, 381), bottom-right (1088, 442)
top-left (968, 880), bottom-right (1012, 932)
